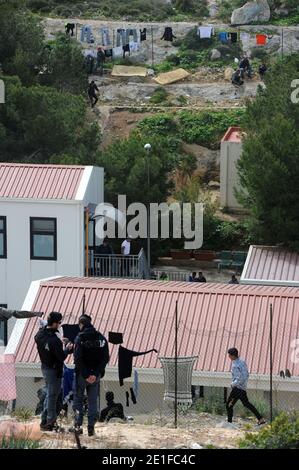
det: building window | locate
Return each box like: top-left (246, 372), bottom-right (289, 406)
top-left (30, 217), bottom-right (57, 260)
top-left (0, 216), bottom-right (7, 258)
top-left (0, 304), bottom-right (8, 347)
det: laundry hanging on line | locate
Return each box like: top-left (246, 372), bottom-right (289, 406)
top-left (133, 370), bottom-right (139, 399)
top-left (100, 27), bottom-right (111, 46)
top-left (112, 46), bottom-right (123, 58)
top-left (218, 32), bottom-right (229, 43)
top-left (129, 42), bottom-right (140, 53)
top-left (197, 26), bottom-right (214, 39)
top-left (140, 28), bottom-right (147, 41)
top-left (230, 32), bottom-right (238, 44)
top-left (81, 25), bottom-right (94, 44)
top-left (256, 34), bottom-right (267, 46)
top-left (240, 32), bottom-right (250, 46)
top-left (118, 346), bottom-right (158, 386)
top-left (161, 27), bottom-right (176, 42)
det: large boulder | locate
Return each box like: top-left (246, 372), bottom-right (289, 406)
top-left (210, 49), bottom-right (221, 60)
top-left (231, 1), bottom-right (271, 25)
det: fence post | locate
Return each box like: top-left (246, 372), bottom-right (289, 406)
top-left (174, 300), bottom-right (178, 429)
top-left (270, 303), bottom-right (273, 424)
top-left (151, 26), bottom-right (154, 68)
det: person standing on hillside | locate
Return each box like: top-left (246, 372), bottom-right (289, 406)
top-left (88, 80), bottom-right (99, 108)
top-left (226, 348), bottom-right (266, 425)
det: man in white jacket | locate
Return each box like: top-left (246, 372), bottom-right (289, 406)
top-left (226, 348), bottom-right (266, 425)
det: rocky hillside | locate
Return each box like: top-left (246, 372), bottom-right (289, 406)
top-left (27, 0), bottom-right (299, 24)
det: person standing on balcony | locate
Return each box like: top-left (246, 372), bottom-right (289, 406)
top-left (226, 348), bottom-right (266, 426)
top-left (121, 237), bottom-right (132, 277)
top-left (95, 237), bottom-right (114, 276)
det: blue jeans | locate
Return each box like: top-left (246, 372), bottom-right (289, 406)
top-left (74, 374), bottom-right (100, 427)
top-left (41, 367), bottom-right (62, 424)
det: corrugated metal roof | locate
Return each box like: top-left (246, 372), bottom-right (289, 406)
top-left (221, 127), bottom-right (243, 143)
top-left (241, 245), bottom-right (299, 287)
top-left (0, 163), bottom-right (86, 200)
top-left (15, 277), bottom-right (299, 376)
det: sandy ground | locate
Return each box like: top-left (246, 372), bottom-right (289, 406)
top-left (36, 412), bottom-right (251, 449)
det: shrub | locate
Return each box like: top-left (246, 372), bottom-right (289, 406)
top-left (239, 412), bottom-right (299, 449)
top-left (12, 407), bottom-right (34, 422)
top-left (149, 87), bottom-right (169, 104)
top-left (178, 109), bottom-right (245, 149)
top-left (0, 435), bottom-right (40, 449)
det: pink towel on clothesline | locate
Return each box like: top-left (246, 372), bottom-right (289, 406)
top-left (0, 354), bottom-right (17, 401)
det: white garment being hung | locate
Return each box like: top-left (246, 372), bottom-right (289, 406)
top-left (113, 46), bottom-right (123, 58)
top-left (129, 42), bottom-right (140, 53)
top-left (240, 32), bottom-right (250, 46)
top-left (121, 240), bottom-right (131, 256)
top-left (198, 26), bottom-right (213, 39)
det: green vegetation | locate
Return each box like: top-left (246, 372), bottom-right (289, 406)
top-left (217, 0), bottom-right (299, 23)
top-left (138, 109), bottom-right (245, 150)
top-left (0, 2), bottom-right (101, 165)
top-left (12, 407), bottom-right (34, 422)
top-left (0, 435), bottom-right (40, 449)
top-left (237, 54), bottom-right (299, 251)
top-left (154, 28), bottom-right (242, 73)
top-left (26, 0), bottom-right (208, 21)
top-left (149, 87), bottom-right (169, 104)
top-left (239, 412), bottom-right (299, 449)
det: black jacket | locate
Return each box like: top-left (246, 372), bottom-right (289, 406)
top-left (74, 325), bottom-right (109, 379)
top-left (35, 327), bottom-right (69, 376)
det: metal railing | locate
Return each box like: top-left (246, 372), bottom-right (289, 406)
top-left (88, 248), bottom-right (149, 279)
top-left (153, 270), bottom-right (189, 282)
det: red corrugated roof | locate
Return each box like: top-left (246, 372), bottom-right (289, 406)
top-left (15, 277), bottom-right (299, 376)
top-left (242, 246), bottom-right (299, 286)
top-left (0, 163), bottom-right (86, 200)
top-left (221, 126), bottom-right (243, 143)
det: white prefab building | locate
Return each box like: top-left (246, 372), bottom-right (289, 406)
top-left (220, 127), bottom-right (244, 211)
top-left (0, 163), bottom-right (104, 345)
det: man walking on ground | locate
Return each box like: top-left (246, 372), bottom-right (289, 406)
top-left (35, 312), bottom-right (73, 431)
top-left (226, 348), bottom-right (266, 425)
top-left (88, 80), bottom-right (99, 108)
top-left (73, 315), bottom-right (109, 436)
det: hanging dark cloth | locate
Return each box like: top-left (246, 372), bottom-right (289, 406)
top-left (230, 32), bottom-right (238, 44)
top-left (140, 28), bottom-right (147, 41)
top-left (109, 332), bottom-right (123, 345)
top-left (0, 307), bottom-right (43, 321)
top-left (161, 27), bottom-right (176, 42)
top-left (62, 324), bottom-right (80, 343)
top-left (123, 44), bottom-right (130, 58)
top-left (104, 49), bottom-right (113, 58)
top-left (118, 346), bottom-right (158, 386)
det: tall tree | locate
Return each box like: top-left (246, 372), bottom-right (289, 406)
top-left (237, 54), bottom-right (299, 250)
top-left (0, 1), bottom-right (44, 85)
top-left (40, 34), bottom-right (87, 95)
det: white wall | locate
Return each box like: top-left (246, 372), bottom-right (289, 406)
top-left (220, 141), bottom-right (243, 210)
top-left (0, 199), bottom-right (84, 312)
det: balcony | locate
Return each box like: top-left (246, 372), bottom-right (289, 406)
top-left (88, 248), bottom-right (149, 279)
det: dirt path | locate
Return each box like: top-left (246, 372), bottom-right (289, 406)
top-left (94, 78), bottom-right (259, 107)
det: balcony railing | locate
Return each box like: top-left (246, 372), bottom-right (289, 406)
top-left (88, 248), bottom-right (149, 279)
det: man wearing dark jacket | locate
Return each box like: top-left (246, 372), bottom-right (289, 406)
top-left (35, 312), bottom-right (73, 431)
top-left (73, 315), bottom-right (109, 436)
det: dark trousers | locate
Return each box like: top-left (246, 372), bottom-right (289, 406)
top-left (74, 374), bottom-right (100, 427)
top-left (226, 387), bottom-right (262, 423)
top-left (41, 367), bottom-right (62, 424)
